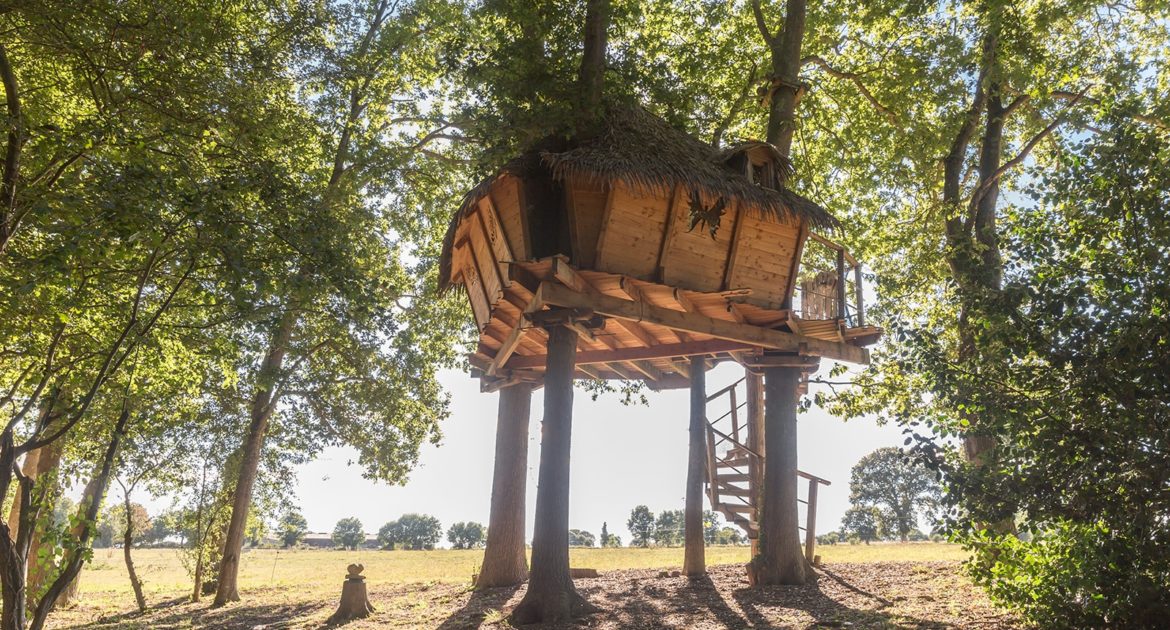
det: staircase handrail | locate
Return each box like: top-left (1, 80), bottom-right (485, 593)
top-left (705, 422), bottom-right (761, 460)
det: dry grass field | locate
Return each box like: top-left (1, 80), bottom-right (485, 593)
top-left (46, 543), bottom-right (1014, 629)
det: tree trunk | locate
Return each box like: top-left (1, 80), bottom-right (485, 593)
top-left (511, 325), bottom-right (593, 624)
top-left (29, 407), bottom-right (130, 630)
top-left (750, 366), bottom-right (806, 585)
top-left (745, 370), bottom-right (764, 557)
top-left (576, 0), bottom-right (611, 136)
top-left (682, 356), bottom-right (706, 576)
top-left (477, 383), bottom-right (533, 589)
top-left (9, 433), bottom-right (65, 611)
top-left (213, 310), bottom-right (296, 607)
top-left (765, 0), bottom-right (807, 154)
top-left (0, 430), bottom-right (35, 630)
top-left (123, 496), bottom-right (146, 612)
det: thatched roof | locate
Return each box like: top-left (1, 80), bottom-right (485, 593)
top-left (440, 104), bottom-right (838, 289)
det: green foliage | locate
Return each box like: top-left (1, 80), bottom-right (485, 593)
top-left (849, 447), bottom-right (940, 542)
top-left (702, 510), bottom-right (721, 545)
top-left (331, 517), bottom-right (365, 551)
top-left (840, 506), bottom-right (882, 544)
top-left (379, 513), bottom-right (442, 550)
top-left (626, 505), bottom-right (654, 548)
top-left (919, 120), bottom-right (1170, 628)
top-left (652, 510), bottom-right (683, 547)
top-left (568, 529), bottom-right (595, 548)
top-left (714, 527), bottom-right (745, 546)
top-left (278, 510), bottom-right (309, 548)
top-left (446, 521), bottom-right (485, 549)
top-left (817, 532), bottom-right (840, 546)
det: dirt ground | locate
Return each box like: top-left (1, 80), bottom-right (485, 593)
top-left (50, 561), bottom-right (1017, 629)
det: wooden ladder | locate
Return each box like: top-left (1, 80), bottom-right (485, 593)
top-left (703, 377), bottom-right (830, 563)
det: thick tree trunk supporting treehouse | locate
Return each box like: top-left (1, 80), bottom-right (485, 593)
top-left (683, 356), bottom-right (707, 576)
top-left (763, 0), bottom-right (807, 155)
top-left (477, 383), bottom-right (533, 589)
top-left (214, 311), bottom-right (295, 607)
top-left (749, 366), bottom-right (807, 585)
top-left (745, 370), bottom-right (764, 557)
top-left (327, 564), bottom-right (374, 624)
top-left (511, 325), bottom-right (594, 624)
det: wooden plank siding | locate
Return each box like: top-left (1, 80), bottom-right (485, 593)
top-left (725, 211), bottom-right (802, 310)
top-left (563, 175), bottom-right (609, 268)
top-left (489, 175), bottom-right (529, 261)
top-left (660, 192), bottom-right (737, 293)
top-left (594, 181), bottom-right (672, 280)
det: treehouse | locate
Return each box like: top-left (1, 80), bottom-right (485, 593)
top-left (440, 105), bottom-right (880, 389)
top-left (441, 105), bottom-right (882, 602)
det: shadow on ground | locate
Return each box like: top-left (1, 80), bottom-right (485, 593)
top-left (57, 594), bottom-right (327, 630)
top-left (435, 584), bottom-right (522, 629)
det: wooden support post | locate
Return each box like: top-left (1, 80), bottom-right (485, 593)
top-left (511, 325), bottom-right (594, 623)
top-left (836, 248), bottom-right (847, 321)
top-left (749, 366), bottom-right (807, 586)
top-left (729, 387), bottom-right (740, 444)
top-left (804, 477), bottom-right (818, 565)
top-left (853, 263), bottom-right (865, 327)
top-left (683, 356), bottom-right (707, 577)
top-left (477, 383), bottom-right (533, 589)
top-left (745, 370), bottom-right (764, 557)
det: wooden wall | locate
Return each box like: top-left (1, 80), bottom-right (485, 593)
top-left (453, 174), bottom-right (810, 330)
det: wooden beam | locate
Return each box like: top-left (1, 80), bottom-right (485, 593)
top-left (727, 302), bottom-right (749, 325)
top-left (486, 285), bottom-right (546, 376)
top-left (721, 200), bottom-right (745, 291)
top-left (783, 220), bottom-right (809, 310)
top-left (607, 317), bottom-right (656, 348)
top-left (505, 338), bottom-right (754, 370)
top-left (673, 288), bottom-right (695, 312)
top-left (551, 255), bottom-right (589, 293)
top-left (654, 184), bottom-right (681, 282)
top-left (538, 281), bottom-right (870, 364)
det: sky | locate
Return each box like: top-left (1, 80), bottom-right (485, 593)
top-left (289, 361), bottom-right (906, 545)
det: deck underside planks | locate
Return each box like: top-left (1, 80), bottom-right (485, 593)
top-left (466, 258), bottom-right (880, 391)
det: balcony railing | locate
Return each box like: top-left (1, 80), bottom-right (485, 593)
top-left (792, 233), bottom-right (866, 327)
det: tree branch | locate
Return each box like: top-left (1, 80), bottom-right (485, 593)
top-left (801, 55), bottom-right (898, 123)
top-left (0, 42), bottom-right (23, 253)
top-left (966, 88), bottom-right (1089, 220)
top-left (711, 62), bottom-right (758, 147)
top-left (750, 0), bottom-right (777, 44)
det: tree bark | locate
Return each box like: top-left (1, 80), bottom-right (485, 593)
top-left (682, 356), bottom-right (706, 576)
top-left (0, 430), bottom-right (35, 630)
top-left (745, 370), bottom-right (764, 557)
top-left (22, 440), bottom-right (65, 611)
top-left (576, 0), bottom-right (611, 137)
top-left (122, 495), bottom-right (146, 612)
top-left (213, 310), bottom-right (296, 607)
top-left (29, 407), bottom-right (130, 630)
top-left (477, 383), bottom-right (533, 589)
top-left (511, 325), bottom-right (593, 624)
top-left (764, 0), bottom-right (807, 154)
top-left (750, 366), bottom-right (806, 585)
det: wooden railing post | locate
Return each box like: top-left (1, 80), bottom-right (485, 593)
top-left (729, 387), bottom-right (740, 443)
top-left (706, 426), bottom-right (718, 505)
top-left (804, 478), bottom-right (818, 564)
top-left (853, 263), bottom-right (865, 327)
top-left (835, 248), bottom-right (846, 321)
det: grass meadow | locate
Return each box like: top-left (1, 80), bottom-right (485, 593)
top-left (78, 542), bottom-right (967, 602)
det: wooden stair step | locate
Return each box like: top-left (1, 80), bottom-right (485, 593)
top-left (717, 456), bottom-right (751, 468)
top-left (714, 484), bottom-right (752, 497)
top-left (715, 473), bottom-right (750, 483)
top-left (719, 503), bottom-right (755, 514)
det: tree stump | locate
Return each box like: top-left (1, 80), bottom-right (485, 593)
top-left (327, 564), bottom-right (374, 625)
